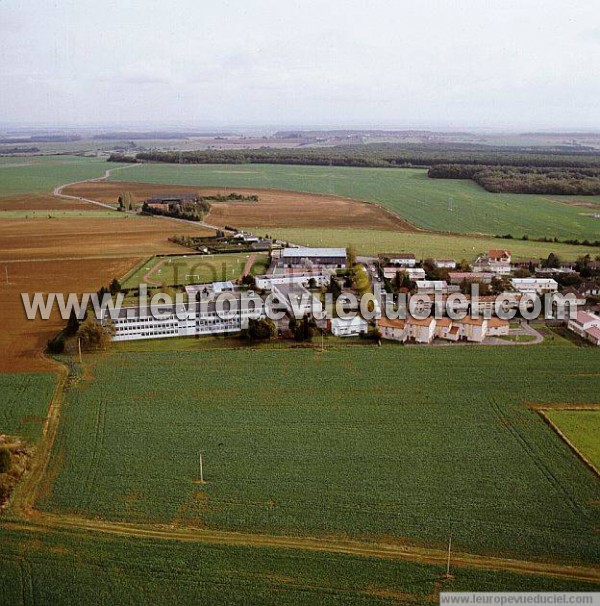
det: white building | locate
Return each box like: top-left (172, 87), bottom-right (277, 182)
top-left (254, 273), bottom-right (330, 290)
top-left (567, 311), bottom-right (600, 345)
top-left (101, 298), bottom-right (266, 342)
top-left (511, 278), bottom-right (558, 295)
top-left (280, 247), bottom-right (347, 268)
top-left (433, 259), bottom-right (457, 269)
top-left (379, 252), bottom-right (417, 268)
top-left (472, 256), bottom-right (511, 275)
top-left (415, 280), bottom-right (460, 295)
top-left (331, 316), bottom-right (368, 337)
top-left (383, 267), bottom-right (426, 281)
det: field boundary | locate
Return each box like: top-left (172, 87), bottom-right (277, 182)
top-left (534, 405), bottom-right (600, 480)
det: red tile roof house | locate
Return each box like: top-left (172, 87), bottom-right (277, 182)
top-left (567, 311), bottom-right (600, 346)
top-left (488, 249), bottom-right (512, 264)
top-left (377, 318), bottom-right (407, 342)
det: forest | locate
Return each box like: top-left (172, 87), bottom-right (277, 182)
top-left (108, 142), bottom-right (600, 170)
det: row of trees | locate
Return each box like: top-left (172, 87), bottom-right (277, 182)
top-left (108, 142), bottom-right (600, 171)
top-left (429, 164), bottom-right (600, 195)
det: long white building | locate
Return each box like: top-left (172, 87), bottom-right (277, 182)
top-left (100, 298), bottom-right (266, 342)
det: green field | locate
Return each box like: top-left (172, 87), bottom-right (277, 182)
top-left (545, 410), bottom-right (600, 470)
top-left (3, 526), bottom-right (598, 606)
top-left (0, 155), bottom-right (107, 196)
top-left (259, 227), bottom-right (599, 260)
top-left (39, 346), bottom-right (600, 563)
top-left (0, 373), bottom-right (55, 443)
top-left (121, 253), bottom-right (269, 288)
top-left (108, 163), bottom-right (600, 241)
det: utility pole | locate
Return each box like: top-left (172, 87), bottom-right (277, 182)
top-left (199, 453), bottom-right (204, 484)
top-left (445, 532), bottom-right (453, 578)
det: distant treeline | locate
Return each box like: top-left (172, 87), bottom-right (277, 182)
top-left (428, 164), bottom-right (600, 195)
top-left (107, 143), bottom-right (600, 170)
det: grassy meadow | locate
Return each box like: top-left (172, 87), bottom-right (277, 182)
top-left (39, 346), bottom-right (600, 563)
top-left (108, 163), bottom-right (600, 241)
top-left (545, 410), bottom-right (600, 470)
top-left (0, 155), bottom-right (107, 196)
top-left (259, 227), bottom-right (599, 260)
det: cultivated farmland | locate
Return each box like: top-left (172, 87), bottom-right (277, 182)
top-left (0, 373), bottom-right (55, 442)
top-left (2, 526), bottom-right (598, 606)
top-left (40, 346), bottom-right (600, 564)
top-left (0, 155), bottom-right (107, 197)
top-left (252, 227), bottom-right (600, 260)
top-left (108, 163), bottom-right (600, 241)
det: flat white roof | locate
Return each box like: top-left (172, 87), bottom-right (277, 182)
top-left (282, 247), bottom-right (346, 258)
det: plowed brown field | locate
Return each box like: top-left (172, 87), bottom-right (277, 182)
top-left (63, 181), bottom-right (417, 231)
top-left (0, 216), bottom-right (212, 371)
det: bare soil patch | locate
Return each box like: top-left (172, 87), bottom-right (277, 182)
top-left (0, 194), bottom-right (93, 212)
top-left (63, 181), bottom-right (418, 231)
top-left (0, 217), bottom-right (212, 371)
top-left (0, 216), bottom-right (212, 262)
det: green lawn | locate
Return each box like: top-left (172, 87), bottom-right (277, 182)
top-left (108, 163), bottom-right (600, 241)
top-left (40, 346), bottom-right (600, 563)
top-left (0, 155), bottom-right (107, 196)
top-left (0, 373), bottom-right (55, 443)
top-left (257, 227), bottom-right (599, 260)
top-left (545, 410), bottom-right (600, 470)
top-left (121, 253), bottom-right (269, 288)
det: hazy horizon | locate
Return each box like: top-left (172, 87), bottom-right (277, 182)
top-left (2, 0), bottom-right (599, 130)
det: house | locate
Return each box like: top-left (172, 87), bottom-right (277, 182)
top-left (415, 280), bottom-right (459, 295)
top-left (280, 247), bottom-right (347, 268)
top-left (378, 252), bottom-right (417, 268)
top-left (381, 267), bottom-right (426, 281)
top-left (406, 316), bottom-right (436, 343)
top-left (435, 317), bottom-right (456, 340)
top-left (486, 317), bottom-right (510, 336)
top-left (511, 278), bottom-right (558, 295)
top-left (567, 311), bottom-right (600, 345)
top-left (377, 318), bottom-right (407, 342)
top-left (488, 249), bottom-right (512, 264)
top-left (449, 272), bottom-right (494, 285)
top-left (331, 316), bottom-right (368, 337)
top-left (455, 317), bottom-right (488, 343)
top-left (580, 282), bottom-right (600, 297)
top-left (471, 255), bottom-right (511, 275)
top-left (433, 259), bottom-right (457, 269)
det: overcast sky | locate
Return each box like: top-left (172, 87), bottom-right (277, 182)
top-left (1, 0), bottom-right (599, 129)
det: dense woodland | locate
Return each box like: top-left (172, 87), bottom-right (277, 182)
top-left (428, 164), bottom-right (600, 195)
top-left (108, 142), bottom-right (600, 170)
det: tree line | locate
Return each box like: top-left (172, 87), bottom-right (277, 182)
top-left (107, 142), bottom-right (600, 171)
top-left (428, 164), bottom-right (600, 195)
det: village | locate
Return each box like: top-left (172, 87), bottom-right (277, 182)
top-left (102, 237), bottom-right (600, 347)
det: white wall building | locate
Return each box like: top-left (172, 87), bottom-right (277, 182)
top-left (331, 316), bottom-right (368, 337)
top-left (511, 278), bottom-right (558, 295)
